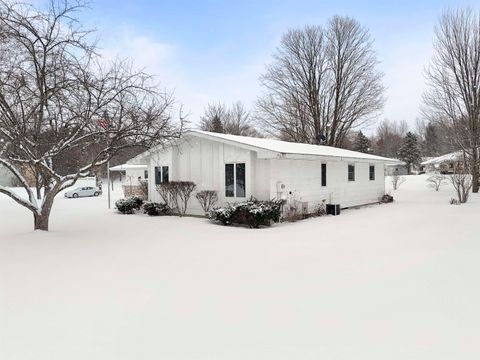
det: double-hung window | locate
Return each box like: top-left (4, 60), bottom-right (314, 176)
top-left (154, 166), bottom-right (169, 184)
top-left (348, 164), bottom-right (355, 182)
top-left (369, 165), bottom-right (375, 181)
top-left (321, 163), bottom-right (327, 187)
top-left (225, 163), bottom-right (246, 198)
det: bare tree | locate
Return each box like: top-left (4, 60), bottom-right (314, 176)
top-left (199, 101), bottom-right (260, 137)
top-left (0, 1), bottom-right (184, 231)
top-left (426, 174), bottom-right (446, 191)
top-left (257, 17), bottom-right (385, 146)
top-left (449, 164), bottom-right (472, 203)
top-left (196, 190), bottom-right (218, 214)
top-left (391, 172), bottom-right (406, 190)
top-left (199, 103), bottom-right (229, 133)
top-left (156, 181), bottom-right (196, 216)
top-left (423, 9), bottom-right (480, 192)
top-left (373, 119), bottom-right (408, 158)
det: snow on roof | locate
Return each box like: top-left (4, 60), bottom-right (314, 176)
top-left (109, 164), bottom-right (148, 171)
top-left (421, 151), bottom-right (464, 166)
top-left (189, 130), bottom-right (399, 162)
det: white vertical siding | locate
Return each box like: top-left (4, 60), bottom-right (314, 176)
top-left (270, 159), bottom-right (386, 211)
top-left (148, 137), bottom-right (255, 215)
top-left (146, 136), bottom-right (387, 216)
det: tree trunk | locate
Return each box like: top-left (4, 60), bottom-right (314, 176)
top-left (33, 192), bottom-right (54, 231)
top-left (471, 154), bottom-right (479, 193)
top-left (34, 212), bottom-right (50, 231)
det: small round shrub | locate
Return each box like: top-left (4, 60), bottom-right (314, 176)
top-left (380, 194), bottom-right (394, 203)
top-left (115, 198), bottom-right (137, 214)
top-left (143, 202), bottom-right (171, 216)
top-left (130, 196), bottom-right (144, 210)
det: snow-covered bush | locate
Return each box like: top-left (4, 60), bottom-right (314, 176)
top-left (312, 203), bottom-right (327, 217)
top-left (131, 196), bottom-right (144, 209)
top-left (449, 165), bottom-right (472, 204)
top-left (115, 196), bottom-right (144, 214)
top-left (380, 194), bottom-right (394, 203)
top-left (426, 174), bottom-right (446, 191)
top-left (391, 174), bottom-right (406, 190)
top-left (115, 198), bottom-right (138, 214)
top-left (196, 190), bottom-right (218, 214)
top-left (143, 202), bottom-right (171, 216)
top-left (209, 199), bottom-right (282, 228)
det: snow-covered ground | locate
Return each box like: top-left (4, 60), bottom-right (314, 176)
top-left (1, 175), bottom-right (479, 360)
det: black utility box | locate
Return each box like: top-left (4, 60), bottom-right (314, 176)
top-left (326, 204), bottom-right (341, 216)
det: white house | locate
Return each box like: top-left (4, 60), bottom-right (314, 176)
top-left (109, 163), bottom-right (149, 185)
top-left (129, 130), bottom-right (398, 216)
top-left (421, 151), bottom-right (464, 173)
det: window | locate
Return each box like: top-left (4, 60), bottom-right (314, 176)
top-left (225, 164), bottom-right (234, 197)
top-left (321, 163), bottom-right (327, 187)
top-left (144, 170), bottom-right (148, 179)
top-left (155, 166), bottom-right (169, 185)
top-left (369, 165), bottom-right (375, 181)
top-left (348, 164), bottom-right (355, 181)
top-left (225, 163), bottom-right (246, 197)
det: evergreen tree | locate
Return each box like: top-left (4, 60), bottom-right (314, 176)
top-left (397, 132), bottom-right (421, 174)
top-left (353, 131), bottom-right (371, 153)
top-left (211, 115), bottom-right (224, 133)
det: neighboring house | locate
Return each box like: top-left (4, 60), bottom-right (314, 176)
top-left (130, 130), bottom-right (398, 216)
top-left (421, 151), bottom-right (464, 174)
top-left (0, 164), bottom-right (16, 186)
top-left (109, 164), bottom-right (149, 184)
top-left (385, 161), bottom-right (409, 176)
top-left (109, 161), bottom-right (149, 197)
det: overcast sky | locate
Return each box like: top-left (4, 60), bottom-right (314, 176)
top-left (77, 0), bottom-right (479, 130)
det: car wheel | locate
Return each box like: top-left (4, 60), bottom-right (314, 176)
top-left (94, 192), bottom-right (99, 197)
top-left (73, 193), bottom-right (78, 198)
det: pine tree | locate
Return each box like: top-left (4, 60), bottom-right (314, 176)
top-left (353, 131), bottom-right (371, 153)
top-left (211, 115), bottom-right (224, 133)
top-left (397, 132), bottom-right (421, 175)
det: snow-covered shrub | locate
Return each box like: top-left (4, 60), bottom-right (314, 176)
top-left (130, 196), bottom-right (144, 210)
top-left (312, 203), bottom-right (327, 217)
top-left (156, 181), bottom-right (197, 216)
top-left (380, 194), bottom-right (394, 203)
top-left (449, 165), bottom-right (472, 204)
top-left (143, 202), bottom-right (171, 216)
top-left (196, 190), bottom-right (218, 214)
top-left (391, 173), bottom-right (406, 190)
top-left (115, 196), bottom-right (144, 214)
top-left (115, 198), bottom-right (137, 214)
top-left (426, 174), bottom-right (446, 191)
top-left (209, 199), bottom-right (282, 228)
top-left (450, 198), bottom-right (459, 205)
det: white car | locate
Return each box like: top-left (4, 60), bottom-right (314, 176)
top-left (64, 186), bottom-right (102, 198)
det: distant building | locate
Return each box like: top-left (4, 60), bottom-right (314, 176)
top-left (385, 161), bottom-right (408, 176)
top-left (420, 151), bottom-right (464, 174)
